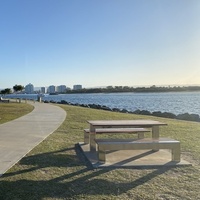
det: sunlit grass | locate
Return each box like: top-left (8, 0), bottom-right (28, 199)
top-left (0, 104), bottom-right (200, 200)
top-left (0, 102), bottom-right (34, 124)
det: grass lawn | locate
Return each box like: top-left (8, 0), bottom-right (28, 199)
top-left (0, 103), bottom-right (200, 200)
top-left (0, 102), bottom-right (34, 124)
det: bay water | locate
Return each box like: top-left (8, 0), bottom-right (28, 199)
top-left (5, 91), bottom-right (200, 116)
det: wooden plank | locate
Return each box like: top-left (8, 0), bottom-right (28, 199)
top-left (95, 138), bottom-right (180, 144)
top-left (84, 128), bottom-right (150, 133)
top-left (95, 138), bottom-right (180, 163)
top-left (84, 128), bottom-right (150, 143)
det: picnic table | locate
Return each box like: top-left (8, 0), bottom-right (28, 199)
top-left (85, 119), bottom-right (180, 163)
top-left (87, 120), bottom-right (167, 152)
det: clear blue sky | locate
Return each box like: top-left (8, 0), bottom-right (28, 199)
top-left (1, 0), bottom-right (200, 89)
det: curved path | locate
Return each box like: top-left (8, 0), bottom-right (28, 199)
top-left (0, 102), bottom-right (66, 176)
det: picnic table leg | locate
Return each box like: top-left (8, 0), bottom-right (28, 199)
top-left (90, 133), bottom-right (96, 152)
top-left (97, 146), bottom-right (106, 163)
top-left (89, 125), bottom-right (96, 152)
top-left (172, 143), bottom-right (181, 162)
top-left (152, 126), bottom-right (159, 151)
top-left (152, 126), bottom-right (159, 139)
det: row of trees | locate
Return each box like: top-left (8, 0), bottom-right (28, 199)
top-left (0, 85), bottom-right (24, 95)
top-left (66, 85), bottom-right (200, 94)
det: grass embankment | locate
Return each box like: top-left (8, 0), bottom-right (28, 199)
top-left (0, 102), bottom-right (34, 124)
top-left (0, 104), bottom-right (200, 200)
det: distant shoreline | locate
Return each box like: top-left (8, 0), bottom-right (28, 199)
top-left (64, 85), bottom-right (200, 94)
top-left (2, 85), bottom-right (200, 95)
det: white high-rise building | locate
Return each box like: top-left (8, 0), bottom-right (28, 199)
top-left (48, 85), bottom-right (56, 93)
top-left (57, 85), bottom-right (67, 93)
top-left (73, 85), bottom-right (82, 90)
top-left (25, 83), bottom-right (34, 94)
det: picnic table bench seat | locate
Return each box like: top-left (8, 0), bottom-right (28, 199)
top-left (84, 127), bottom-right (150, 144)
top-left (95, 138), bottom-right (181, 163)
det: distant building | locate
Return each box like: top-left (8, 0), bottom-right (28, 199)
top-left (73, 85), bottom-right (82, 90)
top-left (57, 85), bottom-right (67, 93)
top-left (48, 85), bottom-right (56, 93)
top-left (41, 87), bottom-right (46, 94)
top-left (25, 83), bottom-right (34, 94)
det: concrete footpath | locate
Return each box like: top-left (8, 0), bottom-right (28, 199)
top-left (0, 101), bottom-right (66, 176)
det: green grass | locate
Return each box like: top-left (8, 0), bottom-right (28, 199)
top-left (0, 104), bottom-right (200, 200)
top-left (0, 102), bottom-right (34, 124)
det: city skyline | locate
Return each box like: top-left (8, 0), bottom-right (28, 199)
top-left (1, 83), bottom-right (81, 91)
top-left (1, 1), bottom-right (200, 88)
top-left (2, 82), bottom-right (200, 92)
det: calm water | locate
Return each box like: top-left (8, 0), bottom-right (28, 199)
top-left (5, 91), bottom-right (200, 116)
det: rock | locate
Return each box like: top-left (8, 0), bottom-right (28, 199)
top-left (139, 110), bottom-right (151, 115)
top-left (121, 109), bottom-right (128, 113)
top-left (112, 108), bottom-right (121, 112)
top-left (101, 105), bottom-right (112, 111)
top-left (176, 113), bottom-right (200, 122)
top-left (60, 100), bottom-right (70, 104)
top-left (152, 111), bottom-right (163, 117)
top-left (162, 112), bottom-right (176, 119)
top-left (133, 109), bottom-right (141, 114)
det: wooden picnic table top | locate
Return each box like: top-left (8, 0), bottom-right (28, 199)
top-left (87, 119), bottom-right (167, 127)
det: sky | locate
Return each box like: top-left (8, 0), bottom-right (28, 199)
top-left (1, 0), bottom-right (200, 89)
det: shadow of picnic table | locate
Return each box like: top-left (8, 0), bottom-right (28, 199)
top-left (0, 146), bottom-right (176, 200)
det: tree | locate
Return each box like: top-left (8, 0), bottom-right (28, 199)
top-left (0, 88), bottom-right (12, 95)
top-left (13, 84), bottom-right (24, 93)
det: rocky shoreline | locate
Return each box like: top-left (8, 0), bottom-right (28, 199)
top-left (44, 100), bottom-right (200, 123)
